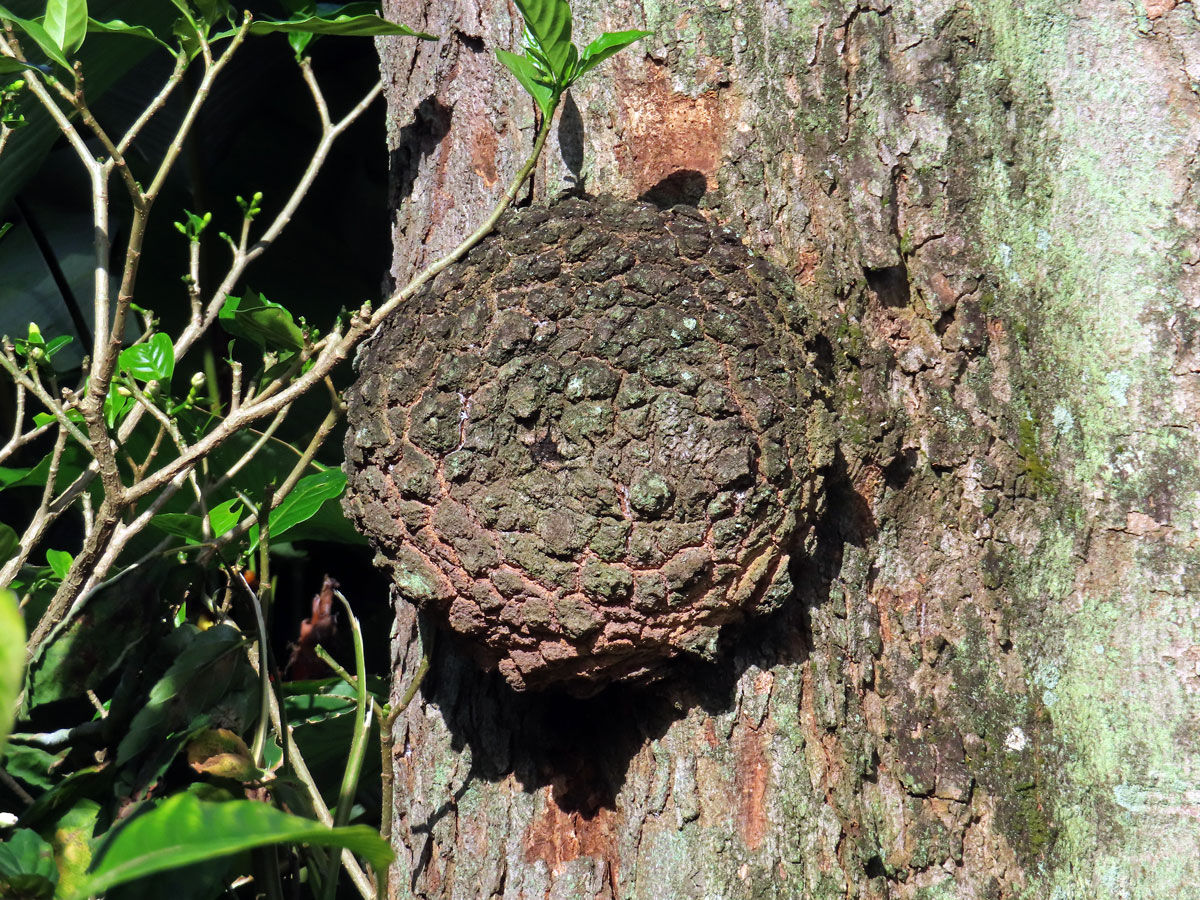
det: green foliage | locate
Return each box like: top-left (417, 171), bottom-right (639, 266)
top-left (116, 624), bottom-right (248, 765)
top-left (219, 290), bottom-right (306, 352)
top-left (497, 0), bottom-right (650, 119)
top-left (0, 5), bottom-right (72, 68)
top-left (70, 792), bottom-right (393, 900)
top-left (0, 828), bottom-right (58, 899)
top-left (118, 332), bottom-right (175, 383)
top-left (42, 0), bottom-right (89, 57)
top-left (173, 209), bottom-right (212, 242)
top-left (250, 468), bottom-right (346, 548)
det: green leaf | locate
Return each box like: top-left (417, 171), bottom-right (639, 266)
top-left (238, 13), bottom-right (434, 40)
top-left (104, 384), bottom-right (133, 429)
top-left (512, 0), bottom-right (573, 80)
top-left (0, 828), bottom-right (57, 900)
top-left (286, 28), bottom-right (313, 55)
top-left (0, 744), bottom-right (65, 790)
top-left (25, 570), bottom-right (157, 709)
top-left (572, 28), bottom-right (651, 81)
top-left (0, 588), bottom-right (24, 757)
top-left (71, 793), bottom-right (393, 900)
top-left (32, 407), bottom-right (84, 428)
top-left (44, 0), bottom-right (89, 56)
top-left (185, 727), bottom-right (262, 781)
top-left (0, 443), bottom-right (88, 492)
top-left (268, 469), bottom-right (346, 540)
top-left (116, 624), bottom-right (246, 765)
top-left (86, 17), bottom-right (172, 50)
top-left (166, 0), bottom-right (198, 33)
top-left (45, 548), bottom-right (72, 580)
top-left (0, 57), bottom-right (36, 73)
top-left (149, 512), bottom-right (204, 543)
top-left (118, 332), bottom-right (174, 382)
top-left (496, 48), bottom-right (556, 120)
top-left (44, 334), bottom-right (73, 358)
top-left (206, 498), bottom-right (242, 537)
top-left (47, 799), bottom-right (100, 900)
top-left (218, 291), bottom-right (305, 352)
top-left (0, 6), bottom-right (72, 69)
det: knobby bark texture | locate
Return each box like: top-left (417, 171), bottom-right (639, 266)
top-left (370, 0), bottom-right (1200, 896)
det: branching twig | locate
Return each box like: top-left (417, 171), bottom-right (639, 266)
top-left (0, 427), bottom-right (68, 585)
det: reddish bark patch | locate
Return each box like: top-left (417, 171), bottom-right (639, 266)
top-left (734, 724), bottom-right (769, 851)
top-left (794, 248), bottom-right (821, 284)
top-left (525, 792), bottom-right (619, 879)
top-left (470, 123), bottom-right (499, 189)
top-left (1144, 0), bottom-right (1177, 17)
top-left (614, 63), bottom-right (737, 196)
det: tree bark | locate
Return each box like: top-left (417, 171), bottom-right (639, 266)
top-left (373, 0), bottom-right (1200, 896)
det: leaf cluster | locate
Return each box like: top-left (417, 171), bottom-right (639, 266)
top-left (496, 0), bottom-right (650, 119)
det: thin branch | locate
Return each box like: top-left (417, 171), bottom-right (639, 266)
top-left (81, 18), bottom-right (252, 497)
top-left (72, 62), bottom-right (143, 206)
top-left (313, 645), bottom-right (356, 688)
top-left (264, 661), bottom-right (376, 900)
top-left (0, 427), bottom-right (68, 585)
top-left (300, 57), bottom-right (332, 128)
top-left (116, 52), bottom-right (189, 156)
top-left (211, 404), bottom-right (292, 490)
top-left (0, 34), bottom-right (98, 175)
top-left (0, 351), bottom-right (90, 449)
top-left (146, 17), bottom-right (251, 203)
top-left (203, 401), bottom-right (339, 557)
top-left (184, 78), bottom-right (383, 358)
top-left (124, 111), bottom-right (553, 508)
top-left (125, 378), bottom-right (203, 504)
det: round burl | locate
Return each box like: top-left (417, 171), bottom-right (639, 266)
top-left (343, 196), bottom-right (830, 691)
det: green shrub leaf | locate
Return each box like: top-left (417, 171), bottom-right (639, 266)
top-left (219, 291), bottom-right (305, 352)
top-left (71, 793), bottom-right (393, 900)
top-left (0, 57), bottom-right (36, 73)
top-left (496, 48), bottom-right (556, 119)
top-left (574, 29), bottom-right (651, 79)
top-left (512, 0), bottom-right (573, 80)
top-left (45, 548), bottom-right (72, 581)
top-left (0, 588), bottom-right (24, 757)
top-left (116, 624), bottom-right (246, 765)
top-left (0, 828), bottom-right (58, 900)
top-left (0, 522), bottom-right (18, 564)
top-left (0, 6), bottom-right (72, 69)
top-left (267, 469), bottom-right (346, 541)
top-left (206, 498), bottom-right (243, 538)
top-left (86, 17), bottom-right (172, 50)
top-left (240, 13), bottom-right (435, 40)
top-left (119, 333), bottom-right (175, 382)
top-left (43, 0), bottom-right (89, 55)
top-left (149, 512), bottom-right (204, 543)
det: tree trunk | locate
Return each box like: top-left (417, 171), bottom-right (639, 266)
top-left (372, 0), bottom-right (1200, 896)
